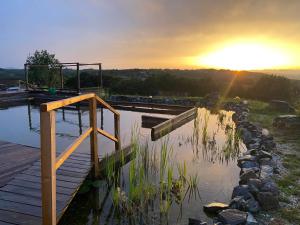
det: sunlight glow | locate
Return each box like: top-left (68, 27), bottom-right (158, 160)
top-left (195, 43), bottom-right (291, 70)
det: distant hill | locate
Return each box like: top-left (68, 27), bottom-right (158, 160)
top-left (0, 67), bottom-right (270, 79)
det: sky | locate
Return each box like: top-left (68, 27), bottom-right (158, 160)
top-left (1, 0), bottom-right (300, 70)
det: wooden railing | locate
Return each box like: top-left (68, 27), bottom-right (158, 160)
top-left (40, 93), bottom-right (120, 225)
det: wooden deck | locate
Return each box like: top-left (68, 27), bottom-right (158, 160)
top-left (0, 141), bottom-right (92, 225)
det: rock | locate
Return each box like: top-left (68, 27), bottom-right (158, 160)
top-left (232, 185), bottom-right (253, 200)
top-left (203, 202), bottom-right (229, 213)
top-left (239, 161), bottom-right (259, 169)
top-left (270, 100), bottom-right (295, 113)
top-left (260, 165), bottom-right (274, 179)
top-left (241, 167), bottom-right (260, 175)
top-left (239, 170), bottom-right (258, 185)
top-left (247, 179), bottom-right (262, 196)
top-left (273, 115), bottom-right (300, 128)
top-left (246, 212), bottom-right (258, 225)
top-left (218, 209), bottom-right (247, 225)
top-left (246, 198), bottom-right (260, 213)
top-left (238, 155), bottom-right (257, 167)
top-left (260, 180), bottom-right (279, 196)
top-left (240, 128), bottom-right (252, 144)
top-left (189, 218), bottom-right (202, 225)
top-left (257, 192), bottom-right (279, 210)
top-left (230, 196), bottom-right (247, 211)
top-left (261, 128), bottom-right (270, 137)
top-left (257, 150), bottom-right (272, 160)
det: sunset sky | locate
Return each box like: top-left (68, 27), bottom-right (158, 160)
top-left (1, 0), bottom-right (300, 70)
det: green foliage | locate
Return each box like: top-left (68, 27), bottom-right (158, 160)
top-left (26, 50), bottom-right (60, 87)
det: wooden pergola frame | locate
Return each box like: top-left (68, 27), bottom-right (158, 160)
top-left (24, 62), bottom-right (103, 94)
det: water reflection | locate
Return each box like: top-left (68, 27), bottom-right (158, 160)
top-left (58, 108), bottom-right (244, 225)
top-left (0, 103), bottom-right (244, 224)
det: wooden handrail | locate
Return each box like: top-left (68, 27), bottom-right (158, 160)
top-left (95, 95), bottom-right (120, 116)
top-left (40, 93), bottom-right (121, 225)
top-left (41, 93), bottom-right (95, 112)
top-left (97, 128), bottom-right (118, 142)
top-left (55, 127), bottom-right (92, 170)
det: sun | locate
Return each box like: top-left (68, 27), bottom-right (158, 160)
top-left (195, 42), bottom-right (291, 70)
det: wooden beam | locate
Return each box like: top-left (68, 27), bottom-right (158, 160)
top-left (89, 98), bottom-right (100, 179)
top-left (40, 93), bottom-right (95, 112)
top-left (114, 114), bottom-right (121, 151)
top-left (55, 128), bottom-right (92, 170)
top-left (40, 111), bottom-right (56, 225)
top-left (97, 128), bottom-right (118, 142)
top-left (151, 107), bottom-right (197, 141)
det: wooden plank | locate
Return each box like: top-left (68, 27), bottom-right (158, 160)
top-left (31, 164), bottom-right (89, 174)
top-left (0, 209), bottom-right (41, 225)
top-left (22, 169), bottom-right (86, 181)
top-left (0, 185), bottom-right (70, 203)
top-left (15, 171), bottom-right (83, 188)
top-left (40, 93), bottom-right (95, 112)
top-left (55, 127), bottom-right (92, 170)
top-left (97, 128), bottom-right (118, 143)
top-left (107, 100), bottom-right (192, 110)
top-left (9, 180), bottom-right (75, 196)
top-left (151, 107), bottom-right (197, 140)
top-left (141, 115), bottom-right (169, 128)
top-left (0, 199), bottom-right (42, 217)
top-left (0, 220), bottom-right (14, 225)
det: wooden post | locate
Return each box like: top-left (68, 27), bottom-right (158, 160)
top-left (76, 63), bottom-right (80, 94)
top-left (114, 114), bottom-right (121, 151)
top-left (24, 64), bottom-right (28, 90)
top-left (89, 97), bottom-right (100, 178)
top-left (40, 110), bottom-right (57, 225)
top-left (99, 63), bottom-right (103, 89)
top-left (60, 66), bottom-right (63, 89)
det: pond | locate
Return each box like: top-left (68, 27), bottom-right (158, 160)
top-left (0, 102), bottom-right (245, 225)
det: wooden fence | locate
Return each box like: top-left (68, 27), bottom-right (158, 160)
top-left (40, 93), bottom-right (120, 225)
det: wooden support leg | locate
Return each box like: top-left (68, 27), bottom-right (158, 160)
top-left (114, 114), bottom-right (121, 151)
top-left (40, 111), bottom-right (57, 225)
top-left (89, 98), bottom-right (100, 178)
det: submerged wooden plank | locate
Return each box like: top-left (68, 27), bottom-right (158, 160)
top-left (151, 107), bottom-right (197, 140)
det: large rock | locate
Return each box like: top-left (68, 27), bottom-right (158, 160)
top-left (260, 180), bottom-right (279, 196)
top-left (273, 115), bottom-right (300, 129)
top-left (218, 209), bottom-right (247, 225)
top-left (232, 185), bottom-right (253, 200)
top-left (239, 170), bottom-right (258, 185)
top-left (188, 218), bottom-right (202, 225)
top-left (203, 202), bottom-right (229, 213)
top-left (257, 192), bottom-right (279, 210)
top-left (239, 161), bottom-right (259, 169)
top-left (270, 100), bottom-right (295, 113)
top-left (230, 197), bottom-right (247, 211)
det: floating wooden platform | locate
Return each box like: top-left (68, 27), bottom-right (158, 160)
top-left (0, 140), bottom-right (133, 225)
top-left (0, 141), bottom-right (91, 225)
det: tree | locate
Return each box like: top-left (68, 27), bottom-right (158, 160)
top-left (26, 50), bottom-right (60, 87)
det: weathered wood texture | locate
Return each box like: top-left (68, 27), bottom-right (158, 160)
top-left (0, 141), bottom-right (91, 225)
top-left (151, 107), bottom-right (198, 140)
top-left (0, 141), bottom-right (132, 225)
top-left (0, 141), bottom-right (40, 187)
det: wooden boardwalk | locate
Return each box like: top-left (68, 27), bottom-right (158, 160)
top-left (0, 141), bottom-right (92, 225)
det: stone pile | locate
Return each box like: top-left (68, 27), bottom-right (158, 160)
top-left (202, 102), bottom-right (280, 225)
